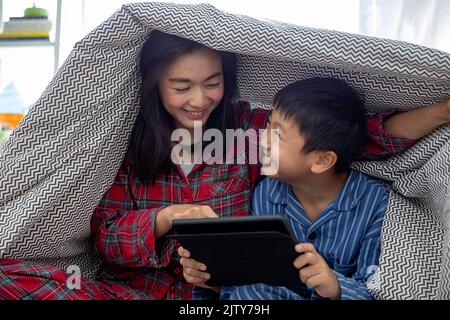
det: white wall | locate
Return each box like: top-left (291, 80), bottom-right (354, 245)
top-left (1, 0), bottom-right (449, 109)
top-left (58, 0), bottom-right (362, 65)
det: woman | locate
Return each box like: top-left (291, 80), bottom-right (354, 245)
top-left (0, 30), bottom-right (448, 300)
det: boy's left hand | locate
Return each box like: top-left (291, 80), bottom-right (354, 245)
top-left (293, 243), bottom-right (341, 300)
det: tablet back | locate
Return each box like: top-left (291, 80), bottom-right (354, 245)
top-left (170, 215), bottom-right (301, 287)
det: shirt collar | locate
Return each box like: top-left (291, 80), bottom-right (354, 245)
top-left (332, 170), bottom-right (369, 212)
top-left (268, 170), bottom-right (368, 212)
top-left (268, 179), bottom-right (290, 205)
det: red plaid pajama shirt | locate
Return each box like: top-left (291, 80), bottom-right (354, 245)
top-left (0, 102), bottom-right (415, 300)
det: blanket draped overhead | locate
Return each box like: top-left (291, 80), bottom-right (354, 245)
top-left (0, 2), bottom-right (448, 299)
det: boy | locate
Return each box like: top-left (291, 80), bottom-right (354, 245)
top-left (179, 77), bottom-right (391, 300)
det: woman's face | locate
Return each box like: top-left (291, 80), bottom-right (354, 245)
top-left (159, 47), bottom-right (224, 133)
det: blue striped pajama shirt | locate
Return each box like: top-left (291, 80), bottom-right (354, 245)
top-left (217, 169), bottom-right (389, 300)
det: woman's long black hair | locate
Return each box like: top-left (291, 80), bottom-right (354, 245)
top-left (129, 31), bottom-right (237, 183)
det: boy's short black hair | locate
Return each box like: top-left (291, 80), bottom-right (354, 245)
top-left (273, 77), bottom-right (367, 173)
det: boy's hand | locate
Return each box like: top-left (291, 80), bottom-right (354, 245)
top-left (293, 243), bottom-right (341, 300)
top-left (178, 246), bottom-right (220, 293)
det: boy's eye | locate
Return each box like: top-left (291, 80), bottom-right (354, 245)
top-left (268, 128), bottom-right (281, 140)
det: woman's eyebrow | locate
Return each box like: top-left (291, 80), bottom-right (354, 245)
top-left (169, 77), bottom-right (190, 83)
top-left (203, 72), bottom-right (222, 82)
top-left (169, 72), bottom-right (222, 83)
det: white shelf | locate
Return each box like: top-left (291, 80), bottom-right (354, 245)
top-left (0, 40), bottom-right (55, 47)
top-left (0, 0), bottom-right (62, 72)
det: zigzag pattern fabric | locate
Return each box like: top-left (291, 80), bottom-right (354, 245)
top-left (0, 2), bottom-right (448, 299)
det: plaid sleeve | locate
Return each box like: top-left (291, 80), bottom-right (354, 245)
top-left (234, 100), bottom-right (270, 131)
top-left (90, 159), bottom-right (174, 269)
top-left (360, 111), bottom-right (417, 160)
top-left (233, 101), bottom-right (270, 187)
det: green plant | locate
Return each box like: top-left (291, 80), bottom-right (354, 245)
top-left (24, 1), bottom-right (48, 17)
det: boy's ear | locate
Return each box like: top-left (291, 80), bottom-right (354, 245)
top-left (310, 151), bottom-right (337, 174)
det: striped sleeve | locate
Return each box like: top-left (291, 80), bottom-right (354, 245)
top-left (323, 187), bottom-right (388, 300)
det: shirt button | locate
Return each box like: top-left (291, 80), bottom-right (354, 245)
top-left (308, 232), bottom-right (317, 241)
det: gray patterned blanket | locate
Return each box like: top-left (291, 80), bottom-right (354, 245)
top-left (0, 2), bottom-right (448, 299)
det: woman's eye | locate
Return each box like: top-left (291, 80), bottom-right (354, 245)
top-left (175, 87), bottom-right (190, 93)
top-left (206, 83), bottom-right (220, 88)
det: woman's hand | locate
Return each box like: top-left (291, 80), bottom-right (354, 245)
top-left (383, 99), bottom-right (450, 140)
top-left (433, 99), bottom-right (450, 122)
top-left (155, 204), bottom-right (218, 239)
top-left (178, 246), bottom-right (221, 293)
top-left (444, 99), bottom-right (450, 121)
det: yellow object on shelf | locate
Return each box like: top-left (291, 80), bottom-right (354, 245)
top-left (0, 31), bottom-right (49, 38)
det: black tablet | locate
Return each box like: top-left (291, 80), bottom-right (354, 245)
top-left (167, 215), bottom-right (301, 287)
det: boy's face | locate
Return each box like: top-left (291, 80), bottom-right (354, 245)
top-left (261, 108), bottom-right (317, 183)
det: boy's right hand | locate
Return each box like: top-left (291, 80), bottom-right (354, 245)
top-left (155, 205), bottom-right (218, 239)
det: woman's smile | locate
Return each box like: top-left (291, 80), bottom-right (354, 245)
top-left (183, 108), bottom-right (210, 120)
